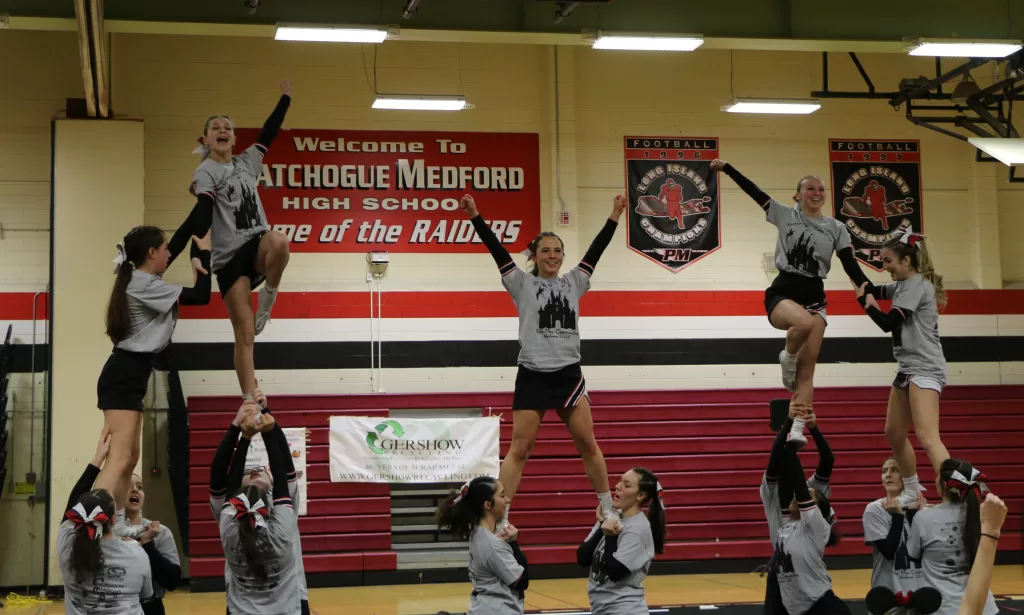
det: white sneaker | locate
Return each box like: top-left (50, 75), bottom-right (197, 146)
top-left (254, 310), bottom-right (272, 336)
top-left (779, 350), bottom-right (797, 392)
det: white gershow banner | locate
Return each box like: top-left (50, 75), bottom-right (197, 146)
top-left (244, 428), bottom-right (308, 516)
top-left (329, 417), bottom-right (499, 483)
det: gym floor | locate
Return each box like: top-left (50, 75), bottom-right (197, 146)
top-left (20, 565), bottom-right (1024, 614)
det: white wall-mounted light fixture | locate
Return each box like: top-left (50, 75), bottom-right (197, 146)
top-left (584, 30), bottom-right (704, 51)
top-left (968, 137), bottom-right (1024, 166)
top-left (372, 95), bottom-right (470, 111)
top-left (275, 24), bottom-right (395, 43)
top-left (722, 99), bottom-right (821, 115)
top-left (906, 38), bottom-right (1022, 58)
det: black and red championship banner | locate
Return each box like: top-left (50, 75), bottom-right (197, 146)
top-left (233, 129), bottom-right (541, 253)
top-left (624, 136), bottom-right (721, 272)
top-left (828, 139), bottom-right (923, 271)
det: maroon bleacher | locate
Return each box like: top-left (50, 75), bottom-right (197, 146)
top-left (186, 386), bottom-right (1024, 581)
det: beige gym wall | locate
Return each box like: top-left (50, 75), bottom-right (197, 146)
top-left (47, 118), bottom-right (145, 583)
top-left (0, 29), bottom-right (82, 588)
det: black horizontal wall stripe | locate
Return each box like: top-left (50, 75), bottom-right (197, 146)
top-left (5, 337), bottom-right (1022, 373)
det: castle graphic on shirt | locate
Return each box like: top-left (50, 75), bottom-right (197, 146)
top-left (773, 538), bottom-right (796, 574)
top-left (233, 183), bottom-right (262, 231)
top-left (590, 540), bottom-right (609, 585)
top-left (784, 227), bottom-right (820, 277)
top-left (533, 280), bottom-right (578, 337)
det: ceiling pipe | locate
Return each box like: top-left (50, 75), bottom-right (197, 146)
top-left (554, 2), bottom-right (580, 24)
top-left (403, 0), bottom-right (422, 19)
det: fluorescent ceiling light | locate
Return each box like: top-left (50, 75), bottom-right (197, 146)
top-left (722, 99), bottom-right (821, 114)
top-left (592, 35), bottom-right (703, 51)
top-left (275, 25), bottom-right (389, 43)
top-left (908, 39), bottom-right (1022, 58)
top-left (968, 137), bottom-right (1024, 165)
top-left (372, 95), bottom-right (468, 111)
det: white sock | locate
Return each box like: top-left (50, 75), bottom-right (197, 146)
top-left (783, 349), bottom-right (798, 366)
top-left (258, 285), bottom-right (278, 313)
top-left (598, 491), bottom-right (614, 515)
top-left (789, 417), bottom-right (806, 436)
top-left (903, 474), bottom-right (921, 494)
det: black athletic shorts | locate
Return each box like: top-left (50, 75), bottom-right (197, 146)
top-left (97, 348), bottom-right (155, 411)
top-left (512, 363), bottom-right (589, 411)
top-left (215, 231), bottom-right (267, 299)
top-left (764, 271), bottom-right (827, 324)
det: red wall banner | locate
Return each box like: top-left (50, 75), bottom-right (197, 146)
top-left (233, 129), bottom-right (541, 253)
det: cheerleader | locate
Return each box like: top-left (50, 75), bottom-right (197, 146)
top-left (861, 457), bottom-right (924, 593)
top-left (436, 477), bottom-right (529, 615)
top-left (60, 428), bottom-right (158, 614)
top-left (711, 159), bottom-right (873, 445)
top-left (219, 408), bottom-right (301, 615)
top-left (853, 230), bottom-right (950, 509)
top-left (166, 80), bottom-right (293, 406)
top-left (209, 402), bottom-right (309, 615)
top-left (576, 468), bottom-right (665, 615)
top-left (761, 403), bottom-right (847, 615)
top-left (96, 227), bottom-right (210, 517)
top-left (906, 459), bottom-right (997, 615)
top-left (459, 193), bottom-right (625, 527)
top-left (762, 404), bottom-right (837, 615)
top-left (121, 473), bottom-right (182, 608)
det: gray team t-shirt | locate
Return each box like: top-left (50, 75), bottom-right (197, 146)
top-left (502, 265), bottom-right (591, 373)
top-left (190, 144), bottom-right (270, 272)
top-left (587, 512), bottom-right (655, 615)
top-left (760, 473), bottom-right (831, 545)
top-left (773, 502), bottom-right (833, 615)
top-left (116, 270), bottom-right (183, 353)
top-left (219, 498), bottom-right (301, 615)
top-left (879, 275), bottom-right (946, 381)
top-left (467, 527), bottom-right (524, 615)
top-left (907, 502), bottom-right (998, 615)
top-left (861, 499), bottom-right (923, 592)
top-left (58, 520), bottom-right (154, 615)
top-left (766, 199), bottom-right (852, 279)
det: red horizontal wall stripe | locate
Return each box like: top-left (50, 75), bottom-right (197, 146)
top-left (3, 289), bottom-right (1024, 320)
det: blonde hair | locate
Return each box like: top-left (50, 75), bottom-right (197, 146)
top-left (884, 238), bottom-right (947, 310)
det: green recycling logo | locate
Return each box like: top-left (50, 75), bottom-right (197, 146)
top-left (366, 420), bottom-right (405, 454)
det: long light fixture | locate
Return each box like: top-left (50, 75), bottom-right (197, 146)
top-left (907, 38), bottom-right (1022, 58)
top-left (372, 95), bottom-right (469, 111)
top-left (588, 31), bottom-right (704, 52)
top-left (722, 99), bottom-right (821, 115)
top-left (968, 137), bottom-right (1024, 166)
top-left (275, 25), bottom-right (390, 43)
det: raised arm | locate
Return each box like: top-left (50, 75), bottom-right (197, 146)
top-left (166, 196), bottom-right (214, 266)
top-left (178, 232), bottom-right (212, 306)
top-left (66, 429), bottom-right (110, 513)
top-left (806, 412), bottom-right (834, 483)
top-left (837, 248), bottom-right (872, 289)
top-left (460, 194), bottom-right (516, 273)
top-left (712, 159), bottom-right (771, 211)
top-left (257, 81), bottom-right (292, 150)
top-left (577, 195), bottom-right (624, 277)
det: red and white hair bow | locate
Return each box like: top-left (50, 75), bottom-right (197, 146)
top-left (946, 467), bottom-right (987, 498)
top-left (230, 493), bottom-right (270, 529)
top-left (896, 227), bottom-right (926, 247)
top-left (66, 503), bottom-right (109, 542)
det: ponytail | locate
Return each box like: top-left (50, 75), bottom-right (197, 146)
top-left (632, 467), bottom-right (666, 554)
top-left (884, 234), bottom-right (946, 310)
top-left (939, 458), bottom-right (985, 569)
top-left (231, 486), bottom-right (272, 583)
top-left (915, 241), bottom-right (947, 310)
top-left (436, 477), bottom-right (498, 540)
top-left (105, 225), bottom-right (167, 344)
top-left (66, 489), bottom-right (115, 584)
top-left (523, 232), bottom-right (564, 276)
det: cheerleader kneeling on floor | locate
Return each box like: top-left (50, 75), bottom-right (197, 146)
top-left (437, 477), bottom-right (529, 615)
top-left (577, 467), bottom-right (666, 615)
